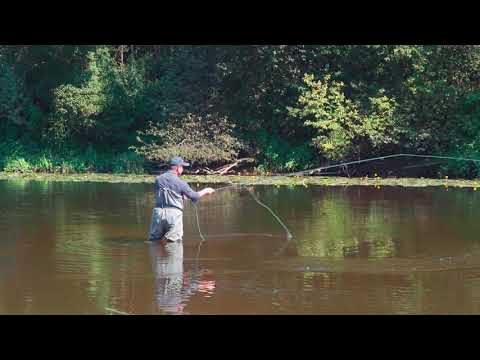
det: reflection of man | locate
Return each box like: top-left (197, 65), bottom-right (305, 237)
top-left (148, 156), bottom-right (215, 244)
top-left (147, 156), bottom-right (216, 314)
top-left (148, 243), bottom-right (216, 315)
top-left (148, 241), bottom-right (186, 314)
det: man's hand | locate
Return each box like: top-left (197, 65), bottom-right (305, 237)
top-left (205, 187), bottom-right (215, 195)
top-left (198, 187), bottom-right (216, 197)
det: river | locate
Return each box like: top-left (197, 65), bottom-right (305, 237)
top-left (1, 179), bottom-right (480, 314)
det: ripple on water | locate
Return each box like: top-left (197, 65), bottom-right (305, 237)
top-left (54, 225), bottom-right (149, 278)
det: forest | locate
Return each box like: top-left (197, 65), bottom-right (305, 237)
top-left (2, 45), bottom-right (480, 177)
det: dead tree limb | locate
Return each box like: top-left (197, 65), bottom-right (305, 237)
top-left (214, 158), bottom-right (254, 175)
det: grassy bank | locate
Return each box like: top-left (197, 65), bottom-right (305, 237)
top-left (1, 172), bottom-right (480, 188)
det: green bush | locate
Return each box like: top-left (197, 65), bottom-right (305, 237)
top-left (133, 112), bottom-right (244, 166)
top-left (112, 152), bottom-right (145, 174)
top-left (0, 139), bottom-right (147, 174)
top-left (256, 130), bottom-right (316, 173)
top-left (48, 47), bottom-right (149, 148)
top-left (432, 91), bottom-right (480, 178)
top-left (288, 73), bottom-right (400, 161)
top-left (35, 155), bottom-right (54, 172)
top-left (0, 62), bottom-right (28, 127)
top-left (4, 158), bottom-right (32, 173)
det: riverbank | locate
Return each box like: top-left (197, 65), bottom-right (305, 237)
top-left (1, 172), bottom-right (480, 188)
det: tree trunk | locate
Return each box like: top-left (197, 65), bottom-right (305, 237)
top-left (119, 45), bottom-right (124, 66)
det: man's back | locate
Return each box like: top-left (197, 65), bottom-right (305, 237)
top-left (154, 171), bottom-right (200, 210)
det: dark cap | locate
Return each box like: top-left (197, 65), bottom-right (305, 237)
top-left (169, 156), bottom-right (190, 167)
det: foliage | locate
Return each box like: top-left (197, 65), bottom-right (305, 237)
top-left (2, 45), bottom-right (480, 177)
top-left (255, 130), bottom-right (316, 173)
top-left (0, 61), bottom-right (42, 139)
top-left (48, 47), bottom-right (148, 147)
top-left (4, 158), bottom-right (33, 173)
top-left (288, 74), bottom-right (399, 161)
top-left (133, 112), bottom-right (244, 166)
top-left (0, 140), bottom-right (145, 174)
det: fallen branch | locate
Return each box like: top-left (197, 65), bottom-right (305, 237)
top-left (215, 158), bottom-right (255, 175)
top-left (193, 167), bottom-right (215, 175)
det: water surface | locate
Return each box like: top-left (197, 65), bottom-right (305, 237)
top-left (1, 179), bottom-right (480, 314)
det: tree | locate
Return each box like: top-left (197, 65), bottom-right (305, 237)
top-left (0, 60), bottom-right (41, 139)
top-left (133, 112), bottom-right (244, 166)
top-left (289, 74), bottom-right (399, 161)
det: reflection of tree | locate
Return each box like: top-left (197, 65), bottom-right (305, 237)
top-left (284, 186), bottom-right (480, 259)
top-left (222, 264), bottom-right (480, 314)
top-left (289, 187), bottom-right (399, 258)
top-left (429, 188), bottom-right (480, 245)
top-left (413, 270), bottom-right (480, 314)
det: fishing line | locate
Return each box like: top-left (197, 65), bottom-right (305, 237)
top-left (193, 203), bottom-right (206, 243)
top-left (214, 184), bottom-right (241, 192)
top-left (193, 181), bottom-right (234, 264)
top-left (192, 185), bottom-right (295, 262)
top-left (288, 153), bottom-right (480, 176)
top-left (245, 188), bottom-right (293, 240)
top-left (192, 152), bottom-right (480, 260)
top-left (193, 185), bottom-right (294, 241)
top-left (193, 203), bottom-right (206, 273)
top-left (225, 152), bottom-right (480, 189)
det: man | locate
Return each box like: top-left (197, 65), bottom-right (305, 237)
top-left (148, 156), bottom-right (215, 244)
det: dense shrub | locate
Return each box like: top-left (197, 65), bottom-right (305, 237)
top-left (133, 113), bottom-right (244, 166)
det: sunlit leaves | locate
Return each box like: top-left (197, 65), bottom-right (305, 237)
top-left (289, 74), bottom-right (399, 161)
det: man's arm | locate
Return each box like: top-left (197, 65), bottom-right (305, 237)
top-left (181, 182), bottom-right (215, 202)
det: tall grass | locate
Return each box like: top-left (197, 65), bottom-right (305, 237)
top-left (0, 141), bottom-right (146, 174)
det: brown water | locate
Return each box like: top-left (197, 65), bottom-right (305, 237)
top-left (2, 179), bottom-right (480, 315)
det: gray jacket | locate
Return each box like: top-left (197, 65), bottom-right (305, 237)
top-left (154, 171), bottom-right (200, 211)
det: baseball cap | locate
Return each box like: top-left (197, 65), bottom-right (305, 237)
top-left (169, 156), bottom-right (190, 167)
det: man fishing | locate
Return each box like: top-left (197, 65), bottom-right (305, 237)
top-left (148, 156), bottom-right (215, 245)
